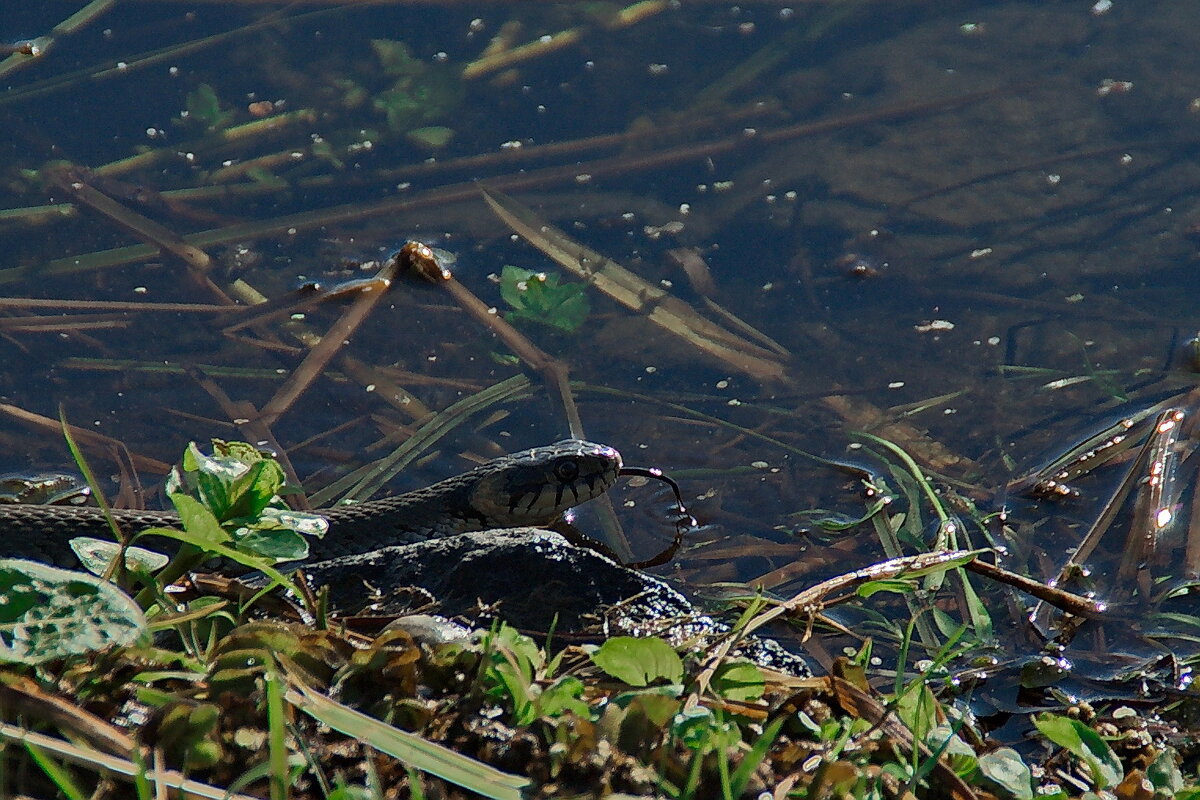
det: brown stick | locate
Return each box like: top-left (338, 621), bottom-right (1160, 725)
top-left (50, 171), bottom-right (213, 273)
top-left (259, 267), bottom-right (399, 427)
top-left (0, 297), bottom-right (234, 313)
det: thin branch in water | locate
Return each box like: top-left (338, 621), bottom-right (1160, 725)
top-left (0, 315), bottom-right (130, 332)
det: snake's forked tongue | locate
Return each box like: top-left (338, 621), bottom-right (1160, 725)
top-left (617, 466), bottom-right (697, 569)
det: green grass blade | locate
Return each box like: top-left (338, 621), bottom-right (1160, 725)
top-left (284, 680), bottom-right (530, 800)
top-left (25, 741), bottom-right (88, 800)
top-left (267, 666), bottom-right (290, 800)
top-left (729, 715), bottom-right (783, 797)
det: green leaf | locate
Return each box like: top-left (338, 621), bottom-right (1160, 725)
top-left (168, 494), bottom-right (230, 548)
top-left (590, 636), bottom-right (683, 686)
top-left (711, 660), bottom-right (764, 702)
top-left (977, 747), bottom-right (1033, 800)
top-left (164, 442), bottom-right (328, 565)
top-left (0, 559), bottom-right (146, 663)
top-left (184, 83), bottom-right (234, 131)
top-left (1032, 713), bottom-right (1123, 789)
top-left (536, 676), bottom-right (590, 718)
top-left (670, 706), bottom-right (739, 752)
top-left (927, 723), bottom-right (978, 777)
top-left (140, 526), bottom-right (303, 600)
top-left (370, 40), bottom-right (422, 76)
top-left (857, 578), bottom-right (917, 598)
top-left (500, 265), bottom-right (590, 333)
top-left (70, 538), bottom-right (170, 575)
top-left (233, 529), bottom-right (309, 561)
top-left (895, 681), bottom-right (939, 743)
top-left (1145, 746), bottom-right (1184, 795)
top-left (227, 459), bottom-right (284, 519)
top-left (407, 126), bottom-right (454, 150)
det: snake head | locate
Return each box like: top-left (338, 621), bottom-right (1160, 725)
top-left (468, 439), bottom-right (622, 526)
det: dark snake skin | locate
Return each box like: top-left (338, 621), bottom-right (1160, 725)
top-left (0, 440), bottom-right (622, 566)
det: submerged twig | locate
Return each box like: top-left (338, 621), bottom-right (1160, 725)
top-left (0, 297), bottom-right (233, 313)
top-left (258, 265), bottom-right (398, 426)
top-left (50, 170), bottom-right (216, 275)
top-left (963, 559), bottom-right (1104, 618)
top-left (462, 0), bottom-right (667, 80)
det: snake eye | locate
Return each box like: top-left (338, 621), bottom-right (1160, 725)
top-left (553, 457), bottom-right (580, 483)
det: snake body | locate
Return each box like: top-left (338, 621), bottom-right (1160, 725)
top-left (0, 439), bottom-right (622, 566)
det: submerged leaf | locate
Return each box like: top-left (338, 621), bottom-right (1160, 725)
top-left (371, 40), bottom-right (422, 76)
top-left (184, 83), bottom-right (235, 130)
top-left (407, 126), bottom-right (454, 150)
top-left (500, 265), bottom-right (590, 333)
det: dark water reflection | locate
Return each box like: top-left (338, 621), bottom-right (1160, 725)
top-left (3, 1), bottom-right (1200, 668)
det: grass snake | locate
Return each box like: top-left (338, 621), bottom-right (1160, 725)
top-left (0, 439), bottom-right (622, 566)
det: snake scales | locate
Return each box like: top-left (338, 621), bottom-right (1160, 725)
top-left (0, 440), bottom-right (622, 566)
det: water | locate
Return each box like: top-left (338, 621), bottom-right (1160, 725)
top-left (2, 1), bottom-right (1200, 654)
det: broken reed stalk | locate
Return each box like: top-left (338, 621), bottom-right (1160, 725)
top-left (461, 0), bottom-right (668, 79)
top-left (0, 7), bottom-right (337, 110)
top-left (0, 298), bottom-right (233, 313)
top-left (480, 185), bottom-right (790, 385)
top-left (50, 171), bottom-right (215, 273)
top-left (92, 109), bottom-right (319, 178)
top-left (0, 315), bottom-right (129, 332)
